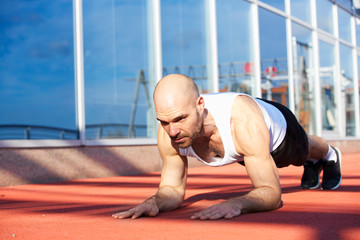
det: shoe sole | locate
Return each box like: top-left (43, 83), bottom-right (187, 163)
top-left (321, 147), bottom-right (342, 190)
top-left (302, 180), bottom-right (320, 190)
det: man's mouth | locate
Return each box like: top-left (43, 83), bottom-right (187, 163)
top-left (174, 137), bottom-right (184, 143)
top-left (172, 136), bottom-right (186, 143)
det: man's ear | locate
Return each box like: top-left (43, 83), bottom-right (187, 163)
top-left (196, 96), bottom-right (205, 112)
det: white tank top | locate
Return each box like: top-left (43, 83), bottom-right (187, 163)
top-left (178, 92), bottom-right (287, 167)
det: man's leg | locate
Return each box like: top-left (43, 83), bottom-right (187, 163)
top-left (307, 135), bottom-right (329, 160)
top-left (256, 98), bottom-right (341, 190)
top-left (301, 135), bottom-right (341, 190)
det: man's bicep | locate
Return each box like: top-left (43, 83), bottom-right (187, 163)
top-left (234, 110), bottom-right (280, 189)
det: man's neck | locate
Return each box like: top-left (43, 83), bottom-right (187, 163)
top-left (198, 108), bottom-right (217, 140)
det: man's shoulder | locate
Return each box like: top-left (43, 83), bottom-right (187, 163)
top-left (201, 92), bottom-right (241, 98)
top-left (201, 92), bottom-right (243, 105)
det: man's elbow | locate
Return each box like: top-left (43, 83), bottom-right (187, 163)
top-left (257, 185), bottom-right (282, 211)
top-left (271, 196), bottom-right (282, 211)
top-left (269, 187), bottom-right (282, 210)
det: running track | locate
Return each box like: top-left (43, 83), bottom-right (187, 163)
top-left (1, 153), bottom-right (359, 240)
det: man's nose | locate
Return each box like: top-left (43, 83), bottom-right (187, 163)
top-left (169, 123), bottom-right (180, 137)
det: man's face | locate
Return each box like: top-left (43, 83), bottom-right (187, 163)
top-left (155, 97), bottom-right (203, 148)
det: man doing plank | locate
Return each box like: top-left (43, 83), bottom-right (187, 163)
top-left (112, 74), bottom-right (341, 220)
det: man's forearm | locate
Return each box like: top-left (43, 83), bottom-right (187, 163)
top-left (154, 185), bottom-right (185, 212)
top-left (233, 186), bottom-right (281, 214)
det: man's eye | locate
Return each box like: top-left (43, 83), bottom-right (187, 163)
top-left (176, 117), bottom-right (185, 122)
top-left (161, 121), bottom-right (168, 126)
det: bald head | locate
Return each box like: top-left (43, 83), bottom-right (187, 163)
top-left (153, 74), bottom-right (204, 148)
top-left (153, 74), bottom-right (200, 109)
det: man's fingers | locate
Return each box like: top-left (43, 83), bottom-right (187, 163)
top-left (190, 206), bottom-right (217, 220)
top-left (190, 210), bottom-right (211, 220)
top-left (131, 207), bottom-right (148, 219)
top-left (224, 209), bottom-right (241, 219)
top-left (112, 209), bottom-right (135, 219)
top-left (112, 206), bottom-right (147, 219)
top-left (148, 206), bottom-right (159, 217)
top-left (131, 211), bottom-right (142, 219)
top-left (190, 204), bottom-right (241, 220)
top-left (113, 203), bottom-right (159, 219)
top-left (112, 197), bottom-right (160, 219)
top-left (209, 212), bottom-right (226, 220)
top-left (190, 209), bottom-right (205, 219)
top-left (191, 211), bottom-right (228, 220)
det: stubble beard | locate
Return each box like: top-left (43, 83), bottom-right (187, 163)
top-left (174, 111), bottom-right (203, 149)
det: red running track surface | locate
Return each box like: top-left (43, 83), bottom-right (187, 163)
top-left (1, 153), bottom-right (359, 240)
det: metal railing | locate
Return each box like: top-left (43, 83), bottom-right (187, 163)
top-left (0, 124), bottom-right (147, 140)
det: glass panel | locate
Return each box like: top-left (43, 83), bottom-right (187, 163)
top-left (0, 0), bottom-right (77, 140)
top-left (259, 7), bottom-right (288, 106)
top-left (216, 0), bottom-right (254, 95)
top-left (161, 0), bottom-right (210, 92)
top-left (83, 0), bottom-right (155, 139)
top-left (340, 44), bottom-right (355, 136)
top-left (318, 40), bottom-right (338, 137)
top-left (260, 0), bottom-right (285, 11)
top-left (316, 0), bottom-right (334, 35)
top-left (291, 22), bottom-right (315, 134)
top-left (290, 0), bottom-right (311, 24)
top-left (356, 18), bottom-right (360, 47)
top-left (358, 56), bottom-right (360, 130)
top-left (337, 0), bottom-right (352, 12)
top-left (338, 7), bottom-right (352, 43)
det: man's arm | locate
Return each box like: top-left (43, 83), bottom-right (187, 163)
top-left (191, 96), bottom-right (281, 220)
top-left (112, 125), bottom-right (188, 219)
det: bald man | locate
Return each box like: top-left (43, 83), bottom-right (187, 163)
top-left (112, 74), bottom-right (341, 220)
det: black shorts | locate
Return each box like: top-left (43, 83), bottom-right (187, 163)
top-left (239, 99), bottom-right (309, 168)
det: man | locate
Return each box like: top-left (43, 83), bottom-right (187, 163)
top-left (112, 74), bottom-right (341, 220)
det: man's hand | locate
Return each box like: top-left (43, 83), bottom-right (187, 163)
top-left (112, 197), bottom-right (159, 219)
top-left (190, 199), bottom-right (241, 220)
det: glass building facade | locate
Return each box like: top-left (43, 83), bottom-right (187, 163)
top-left (1, 0), bottom-right (360, 147)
